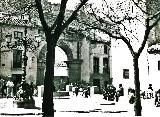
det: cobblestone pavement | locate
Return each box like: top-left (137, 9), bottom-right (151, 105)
top-left (0, 94), bottom-right (159, 117)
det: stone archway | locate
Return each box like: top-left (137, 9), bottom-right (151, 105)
top-left (36, 40), bottom-right (83, 86)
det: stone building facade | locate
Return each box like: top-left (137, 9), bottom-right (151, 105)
top-left (0, 15), bottom-right (111, 91)
top-left (0, 17), bottom-right (40, 85)
top-left (36, 29), bottom-right (111, 90)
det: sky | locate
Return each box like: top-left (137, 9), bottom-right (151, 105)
top-left (48, 0), bottom-right (103, 10)
top-left (48, 0), bottom-right (78, 10)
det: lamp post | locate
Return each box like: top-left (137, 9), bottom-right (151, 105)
top-left (22, 27), bottom-right (28, 81)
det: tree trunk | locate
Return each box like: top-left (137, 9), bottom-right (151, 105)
top-left (133, 56), bottom-right (142, 116)
top-left (42, 34), bottom-right (56, 116)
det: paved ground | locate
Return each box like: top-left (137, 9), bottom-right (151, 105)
top-left (0, 94), bottom-right (159, 117)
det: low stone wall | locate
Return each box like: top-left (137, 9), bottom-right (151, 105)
top-left (53, 91), bottom-right (69, 97)
top-left (13, 100), bottom-right (35, 109)
top-left (38, 85), bottom-right (100, 97)
top-left (38, 85), bottom-right (70, 97)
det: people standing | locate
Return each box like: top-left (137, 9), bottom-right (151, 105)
top-left (29, 82), bottom-right (34, 100)
top-left (21, 80), bottom-right (30, 100)
top-left (30, 82), bottom-right (34, 96)
top-left (1, 81), bottom-right (7, 98)
top-left (148, 84), bottom-right (153, 98)
top-left (6, 79), bottom-right (14, 98)
top-left (117, 84), bottom-right (124, 97)
top-left (155, 89), bottom-right (160, 106)
top-left (75, 86), bottom-right (79, 97)
top-left (87, 85), bottom-right (90, 97)
top-left (0, 78), bottom-right (4, 97)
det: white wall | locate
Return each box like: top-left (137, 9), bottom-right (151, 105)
top-left (148, 53), bottom-right (160, 91)
top-left (111, 39), bottom-right (149, 93)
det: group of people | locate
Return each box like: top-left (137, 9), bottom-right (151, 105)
top-left (72, 83), bottom-right (160, 107)
top-left (0, 77), bottom-right (35, 100)
top-left (0, 78), bottom-right (14, 98)
top-left (73, 83), bottom-right (124, 100)
top-left (102, 84), bottom-right (124, 102)
top-left (15, 80), bottom-right (34, 101)
top-left (73, 85), bottom-right (91, 98)
top-left (128, 84), bottom-right (160, 106)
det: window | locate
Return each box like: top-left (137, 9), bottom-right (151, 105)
top-left (158, 61), bottom-right (160, 70)
top-left (38, 29), bottom-right (41, 34)
top-left (21, 15), bottom-right (24, 19)
top-left (103, 57), bottom-right (109, 74)
top-left (104, 45), bottom-right (108, 54)
top-left (14, 31), bottom-right (23, 39)
top-left (13, 50), bottom-right (22, 68)
top-left (93, 57), bottom-right (99, 73)
top-left (123, 69), bottom-right (129, 79)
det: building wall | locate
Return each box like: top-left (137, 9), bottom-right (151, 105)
top-left (89, 42), bottom-right (110, 88)
top-left (90, 44), bottom-right (109, 74)
top-left (146, 0), bottom-right (160, 91)
top-left (80, 38), bottom-right (90, 83)
top-left (1, 51), bottom-right (13, 76)
top-left (0, 24), bottom-right (39, 84)
top-left (0, 21), bottom-right (111, 88)
top-left (111, 39), bottom-right (149, 93)
top-left (148, 51), bottom-right (160, 91)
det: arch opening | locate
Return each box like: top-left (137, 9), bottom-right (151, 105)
top-left (54, 46), bottom-right (68, 76)
top-left (36, 41), bottom-right (73, 90)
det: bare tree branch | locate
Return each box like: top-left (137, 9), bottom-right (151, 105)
top-left (137, 18), bottom-right (150, 57)
top-left (120, 22), bottom-right (140, 41)
top-left (50, 16), bottom-right (58, 31)
top-left (131, 0), bottom-right (150, 15)
top-left (148, 11), bottom-right (160, 20)
top-left (84, 22), bottom-right (135, 56)
top-left (149, 15), bottom-right (160, 31)
top-left (89, 2), bottom-right (140, 42)
top-left (50, 0), bottom-right (68, 31)
top-left (35, 0), bottom-right (49, 32)
top-left (62, 0), bottom-right (88, 31)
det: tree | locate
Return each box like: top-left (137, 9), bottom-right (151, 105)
top-left (1, 0), bottom-right (88, 116)
top-left (80, 0), bottom-right (160, 116)
top-left (34, 0), bottom-right (88, 116)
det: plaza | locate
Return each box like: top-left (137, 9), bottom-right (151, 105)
top-left (0, 93), bottom-right (159, 117)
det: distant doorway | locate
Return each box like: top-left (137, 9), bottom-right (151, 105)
top-left (93, 79), bottom-right (100, 87)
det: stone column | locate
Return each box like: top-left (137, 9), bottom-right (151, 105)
top-left (65, 59), bottom-right (83, 84)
